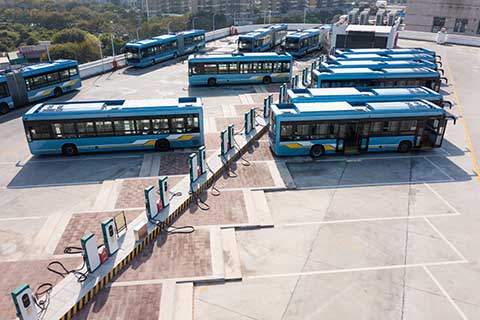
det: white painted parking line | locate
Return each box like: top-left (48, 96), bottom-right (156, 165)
top-left (423, 183), bottom-right (461, 215)
top-left (6, 181), bottom-right (103, 189)
top-left (28, 154), bottom-right (142, 163)
top-left (245, 260), bottom-right (468, 280)
top-left (424, 217), bottom-right (468, 262)
top-left (423, 156), bottom-right (456, 181)
top-left (0, 216), bottom-right (47, 222)
top-left (296, 179), bottom-right (455, 191)
top-left (423, 266), bottom-right (469, 320)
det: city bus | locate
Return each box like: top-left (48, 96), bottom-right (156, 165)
top-left (0, 60), bottom-right (81, 115)
top-left (23, 97), bottom-right (204, 156)
top-left (329, 53), bottom-right (439, 64)
top-left (320, 59), bottom-right (441, 72)
top-left (287, 87), bottom-right (452, 108)
top-left (269, 100), bottom-right (456, 157)
top-left (237, 24), bottom-right (287, 52)
top-left (311, 67), bottom-right (446, 92)
top-left (125, 29), bottom-right (206, 68)
top-left (335, 48), bottom-right (439, 59)
top-left (285, 29), bottom-right (321, 57)
top-left (188, 52), bottom-right (293, 86)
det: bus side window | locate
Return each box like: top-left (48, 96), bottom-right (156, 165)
top-left (29, 124), bottom-right (52, 140)
top-left (273, 62), bottom-right (282, 73)
top-left (77, 122), bottom-right (96, 137)
top-left (281, 62), bottom-right (290, 73)
top-left (135, 119), bottom-right (152, 135)
top-left (280, 124), bottom-right (293, 141)
top-left (229, 62), bottom-right (239, 74)
top-left (170, 117), bottom-right (185, 133)
top-left (152, 118), bottom-right (169, 134)
top-left (294, 123), bottom-right (310, 140)
top-left (185, 115), bottom-right (199, 132)
top-left (59, 69), bottom-right (70, 80)
top-left (96, 120), bottom-right (114, 136)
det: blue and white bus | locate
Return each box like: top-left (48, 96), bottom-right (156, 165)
top-left (23, 97), bottom-right (204, 156)
top-left (188, 52), bottom-right (293, 86)
top-left (320, 59), bottom-right (440, 71)
top-left (0, 75), bottom-right (14, 114)
top-left (237, 24), bottom-right (287, 52)
top-left (287, 87), bottom-right (452, 108)
top-left (329, 53), bottom-right (439, 64)
top-left (0, 60), bottom-right (81, 115)
top-left (285, 29), bottom-right (321, 57)
top-left (125, 29), bottom-right (206, 68)
top-left (311, 67), bottom-right (446, 92)
top-left (335, 48), bottom-right (439, 59)
top-left (269, 100), bottom-right (456, 157)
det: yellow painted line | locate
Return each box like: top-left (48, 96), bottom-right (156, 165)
top-left (444, 58), bottom-right (480, 183)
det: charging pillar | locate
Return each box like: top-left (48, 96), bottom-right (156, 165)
top-left (220, 129), bottom-right (228, 156)
top-left (81, 232), bottom-right (101, 273)
top-left (269, 94), bottom-right (273, 108)
top-left (263, 96), bottom-right (270, 118)
top-left (227, 124), bottom-right (234, 150)
top-left (294, 74), bottom-right (299, 88)
top-left (159, 176), bottom-right (169, 207)
top-left (279, 84), bottom-right (285, 103)
top-left (144, 185), bottom-right (158, 219)
top-left (189, 152), bottom-right (199, 183)
top-left (244, 112), bottom-right (251, 134)
top-left (101, 217), bottom-right (119, 256)
top-left (250, 108), bottom-right (256, 130)
top-left (198, 147), bottom-right (206, 175)
top-left (311, 61), bottom-right (317, 71)
top-left (11, 284), bottom-right (38, 320)
top-left (290, 77), bottom-right (295, 89)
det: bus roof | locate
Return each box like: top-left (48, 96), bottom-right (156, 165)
top-left (336, 48), bottom-right (436, 56)
top-left (21, 60), bottom-right (78, 77)
top-left (151, 34), bottom-right (177, 42)
top-left (180, 29), bottom-right (205, 37)
top-left (313, 67), bottom-right (439, 79)
top-left (239, 28), bottom-right (273, 39)
top-left (326, 60), bottom-right (436, 68)
top-left (287, 29), bottom-right (321, 39)
top-left (188, 52), bottom-right (293, 62)
top-left (0, 74), bottom-right (6, 82)
top-left (272, 100), bottom-right (451, 120)
top-left (269, 24), bottom-right (287, 31)
top-left (23, 97), bottom-right (202, 120)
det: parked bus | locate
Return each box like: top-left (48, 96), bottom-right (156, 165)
top-left (125, 29), bottom-right (206, 68)
top-left (269, 100), bottom-right (456, 157)
top-left (285, 29), bottom-right (321, 57)
top-left (287, 87), bottom-right (452, 108)
top-left (329, 53), bottom-right (439, 64)
top-left (335, 48), bottom-right (439, 59)
top-left (311, 67), bottom-right (446, 92)
top-left (188, 52), bottom-right (293, 86)
top-left (23, 97), bottom-right (204, 156)
top-left (320, 59), bottom-right (441, 72)
top-left (237, 24), bottom-right (287, 52)
top-left (0, 60), bottom-right (81, 115)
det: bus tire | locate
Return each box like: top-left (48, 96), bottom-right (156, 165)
top-left (262, 76), bottom-right (272, 84)
top-left (173, 53), bottom-right (178, 60)
top-left (62, 144), bottom-right (78, 156)
top-left (0, 103), bottom-right (9, 115)
top-left (155, 139), bottom-right (170, 152)
top-left (398, 141), bottom-right (412, 153)
top-left (54, 87), bottom-right (63, 98)
top-left (207, 78), bottom-right (216, 86)
top-left (310, 144), bottom-right (325, 158)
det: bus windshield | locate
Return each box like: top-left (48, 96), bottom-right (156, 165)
top-left (238, 39), bottom-right (253, 51)
top-left (285, 38), bottom-right (299, 50)
top-left (125, 47), bottom-right (140, 61)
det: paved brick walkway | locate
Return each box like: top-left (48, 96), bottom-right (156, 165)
top-left (215, 117), bottom-right (244, 133)
top-left (73, 284), bottom-right (162, 320)
top-left (113, 229), bottom-right (211, 282)
top-left (215, 162), bottom-right (275, 189)
top-left (115, 176), bottom-right (184, 209)
top-left (234, 104), bottom-right (262, 116)
top-left (173, 190), bottom-right (248, 227)
top-left (243, 140), bottom-right (276, 161)
top-left (204, 132), bottom-right (220, 150)
top-left (55, 210), bottom-right (143, 255)
top-left (1, 258), bottom-right (82, 320)
top-left (159, 153), bottom-right (191, 176)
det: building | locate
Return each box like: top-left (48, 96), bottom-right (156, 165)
top-left (405, 0), bottom-right (480, 36)
top-left (316, 0), bottom-right (346, 9)
top-left (143, 0), bottom-right (190, 15)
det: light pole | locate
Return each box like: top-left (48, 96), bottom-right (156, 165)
top-left (304, 7), bottom-right (307, 25)
top-left (212, 13), bottom-right (218, 31)
top-left (110, 21), bottom-right (115, 58)
top-left (145, 0), bottom-right (150, 23)
top-left (167, 21), bottom-right (173, 34)
top-left (192, 16), bottom-right (198, 30)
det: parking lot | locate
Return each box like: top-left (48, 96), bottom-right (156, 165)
top-left (1, 36), bottom-right (480, 319)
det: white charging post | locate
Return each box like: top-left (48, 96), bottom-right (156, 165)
top-left (250, 108), bottom-right (256, 130)
top-left (81, 232), bottom-right (101, 273)
top-left (158, 176), bottom-right (169, 207)
top-left (220, 129), bottom-right (228, 156)
top-left (198, 146), bottom-right (206, 175)
top-left (11, 284), bottom-right (38, 320)
top-left (244, 112), bottom-right (251, 134)
top-left (101, 217), bottom-right (119, 257)
top-left (144, 185), bottom-right (158, 219)
top-left (227, 124), bottom-right (234, 150)
top-left (189, 152), bottom-right (199, 183)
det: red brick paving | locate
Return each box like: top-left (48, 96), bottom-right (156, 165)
top-left (0, 258), bottom-right (82, 320)
top-left (242, 140), bottom-right (276, 161)
top-left (215, 162), bottom-right (275, 189)
top-left (159, 153), bottom-right (191, 176)
top-left (115, 176), bottom-right (184, 209)
top-left (251, 93), bottom-right (270, 103)
top-left (234, 104), bottom-right (262, 116)
top-left (113, 229), bottom-right (211, 282)
top-left (215, 117), bottom-right (244, 133)
top-left (173, 190), bottom-right (248, 227)
top-left (204, 132), bottom-right (221, 150)
top-left (55, 210), bottom-right (143, 254)
top-left (74, 284), bottom-right (162, 320)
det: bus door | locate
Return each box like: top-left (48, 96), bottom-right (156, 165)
top-left (425, 118), bottom-right (447, 147)
top-left (338, 123), bottom-right (361, 153)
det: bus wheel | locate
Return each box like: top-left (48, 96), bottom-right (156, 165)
top-left (262, 76), bottom-right (272, 84)
top-left (310, 144), bottom-right (325, 158)
top-left (398, 141), bottom-right (412, 153)
top-left (0, 103), bottom-right (9, 115)
top-left (54, 87), bottom-right (63, 98)
top-left (173, 53), bottom-right (178, 59)
top-left (62, 144), bottom-right (78, 156)
top-left (207, 78), bottom-right (216, 86)
top-left (155, 139), bottom-right (170, 152)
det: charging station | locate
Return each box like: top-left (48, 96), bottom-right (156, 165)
top-left (189, 152), bottom-right (199, 182)
top-left (220, 129), bottom-right (228, 156)
top-left (101, 218), bottom-right (119, 257)
top-left (11, 284), bottom-right (38, 320)
top-left (227, 124), bottom-right (234, 151)
top-left (263, 97), bottom-right (270, 118)
top-left (198, 147), bottom-right (206, 175)
top-left (249, 108), bottom-right (256, 130)
top-left (144, 185), bottom-right (158, 219)
top-left (294, 74), bottom-right (299, 88)
top-left (159, 176), bottom-right (169, 208)
top-left (244, 112), bottom-right (251, 134)
top-left (81, 232), bottom-right (101, 274)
